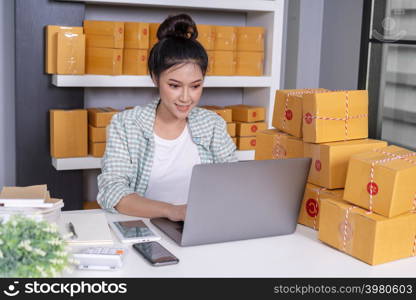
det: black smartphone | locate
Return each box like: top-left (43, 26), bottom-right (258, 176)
top-left (132, 242), bottom-right (179, 266)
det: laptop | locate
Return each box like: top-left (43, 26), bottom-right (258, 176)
top-left (150, 158), bottom-right (311, 247)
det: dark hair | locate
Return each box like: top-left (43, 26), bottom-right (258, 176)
top-left (148, 14), bottom-right (208, 81)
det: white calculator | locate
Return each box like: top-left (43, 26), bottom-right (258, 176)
top-left (73, 247), bottom-right (126, 270)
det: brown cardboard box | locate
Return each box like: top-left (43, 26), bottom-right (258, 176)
top-left (236, 121), bottom-right (267, 137)
top-left (206, 51), bottom-right (215, 76)
top-left (225, 104), bottom-right (266, 122)
top-left (302, 90), bottom-right (369, 143)
top-left (45, 25), bottom-right (83, 74)
top-left (298, 183), bottom-right (344, 230)
top-left (56, 31), bottom-right (85, 75)
top-left (319, 197), bottom-right (416, 265)
top-left (123, 49), bottom-right (148, 75)
top-left (86, 47), bottom-right (123, 75)
top-left (235, 51), bottom-right (264, 76)
top-left (255, 129), bottom-right (304, 160)
top-left (227, 123), bottom-right (236, 137)
top-left (124, 22), bottom-right (149, 49)
top-left (214, 26), bottom-right (237, 51)
top-left (304, 139), bottom-right (388, 189)
top-left (83, 20), bottom-right (124, 48)
top-left (343, 145), bottom-right (416, 218)
top-left (197, 24), bottom-right (215, 51)
top-left (50, 109), bottom-right (87, 158)
top-left (212, 51), bottom-right (236, 75)
top-left (237, 136), bottom-right (257, 150)
top-left (89, 141), bottom-right (106, 157)
top-left (237, 26), bottom-right (265, 52)
top-left (87, 107), bottom-right (119, 128)
top-left (201, 105), bottom-right (232, 122)
top-left (88, 125), bottom-right (107, 143)
top-left (149, 23), bottom-right (160, 49)
top-left (273, 89), bottom-right (328, 138)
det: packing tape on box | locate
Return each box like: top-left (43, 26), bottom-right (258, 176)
top-left (271, 134), bottom-right (287, 159)
top-left (309, 186), bottom-right (326, 230)
top-left (366, 149), bottom-right (416, 214)
top-left (340, 205), bottom-right (357, 253)
top-left (63, 33), bottom-right (81, 74)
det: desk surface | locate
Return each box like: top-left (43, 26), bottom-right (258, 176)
top-left (62, 209), bottom-right (416, 278)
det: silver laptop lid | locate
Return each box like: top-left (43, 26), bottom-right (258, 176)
top-left (181, 158), bottom-right (311, 246)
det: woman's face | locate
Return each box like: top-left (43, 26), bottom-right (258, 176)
top-left (156, 62), bottom-right (204, 120)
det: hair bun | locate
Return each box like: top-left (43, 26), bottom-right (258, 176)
top-left (157, 14), bottom-right (198, 41)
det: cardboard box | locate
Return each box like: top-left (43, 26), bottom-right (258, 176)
top-left (214, 26), bottom-right (237, 51)
top-left (298, 183), bottom-right (344, 230)
top-left (149, 23), bottom-right (160, 49)
top-left (255, 129), bottom-right (304, 160)
top-left (50, 109), bottom-right (87, 158)
top-left (201, 105), bottom-right (232, 122)
top-left (83, 20), bottom-right (124, 48)
top-left (237, 136), bottom-right (257, 150)
top-left (304, 139), bottom-right (388, 189)
top-left (88, 125), bottom-right (107, 143)
top-left (273, 89), bottom-right (328, 138)
top-left (56, 31), bottom-right (85, 75)
top-left (123, 49), bottom-right (148, 75)
top-left (319, 197), bottom-right (416, 265)
top-left (206, 51), bottom-right (215, 76)
top-left (45, 25), bottom-right (83, 74)
top-left (87, 107), bottom-right (119, 128)
top-left (197, 24), bottom-right (215, 51)
top-left (227, 123), bottom-right (236, 137)
top-left (237, 26), bottom-right (265, 52)
top-left (236, 121), bottom-right (267, 137)
top-left (86, 47), bottom-right (123, 75)
top-left (225, 105), bottom-right (266, 122)
top-left (124, 22), bottom-right (149, 49)
top-left (235, 51), bottom-right (264, 76)
top-left (343, 145), bottom-right (416, 218)
top-left (89, 141), bottom-right (106, 157)
top-left (212, 51), bottom-right (236, 76)
top-left (302, 90), bottom-right (369, 143)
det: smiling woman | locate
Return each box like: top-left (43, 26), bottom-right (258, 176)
top-left (97, 14), bottom-right (237, 221)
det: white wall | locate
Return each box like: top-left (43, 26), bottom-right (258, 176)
top-left (0, 0), bottom-right (15, 188)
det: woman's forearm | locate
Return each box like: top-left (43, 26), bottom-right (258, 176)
top-left (115, 193), bottom-right (172, 218)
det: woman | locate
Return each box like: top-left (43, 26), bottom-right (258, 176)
top-left (97, 14), bottom-right (237, 221)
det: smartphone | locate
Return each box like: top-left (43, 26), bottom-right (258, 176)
top-left (132, 242), bottom-right (179, 266)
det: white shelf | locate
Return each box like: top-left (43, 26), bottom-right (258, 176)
top-left (58, 0), bottom-right (277, 12)
top-left (52, 150), bottom-right (255, 170)
top-left (52, 75), bottom-right (273, 88)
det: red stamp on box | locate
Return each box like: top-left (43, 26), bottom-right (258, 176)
top-left (315, 160), bottom-right (322, 171)
top-left (117, 55), bottom-right (121, 61)
top-left (251, 125), bottom-right (258, 132)
top-left (306, 198), bottom-right (319, 217)
top-left (250, 139), bottom-right (256, 147)
top-left (285, 109), bottom-right (293, 121)
top-left (252, 111), bottom-right (257, 118)
top-left (143, 28), bottom-right (148, 35)
top-left (304, 112), bottom-right (313, 124)
top-left (119, 27), bottom-right (123, 34)
top-left (367, 182), bottom-right (378, 195)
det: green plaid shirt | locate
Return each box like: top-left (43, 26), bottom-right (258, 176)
top-left (97, 99), bottom-right (238, 213)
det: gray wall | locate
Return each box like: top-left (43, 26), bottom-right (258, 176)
top-left (0, 0), bottom-right (15, 188)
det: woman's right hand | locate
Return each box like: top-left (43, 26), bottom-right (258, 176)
top-left (166, 204), bottom-right (187, 222)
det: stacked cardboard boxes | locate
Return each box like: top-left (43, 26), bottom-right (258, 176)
top-left (201, 106), bottom-right (236, 145)
top-left (87, 108), bottom-right (119, 157)
top-left (123, 22), bottom-right (150, 75)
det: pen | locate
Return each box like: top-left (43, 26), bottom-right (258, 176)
top-left (68, 222), bottom-right (78, 239)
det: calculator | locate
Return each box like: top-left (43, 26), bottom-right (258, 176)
top-left (73, 247), bottom-right (126, 270)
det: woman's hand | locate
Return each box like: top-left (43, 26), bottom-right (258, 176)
top-left (166, 204), bottom-right (187, 222)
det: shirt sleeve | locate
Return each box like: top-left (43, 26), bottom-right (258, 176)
top-left (97, 113), bottom-right (136, 213)
top-left (210, 115), bottom-right (238, 163)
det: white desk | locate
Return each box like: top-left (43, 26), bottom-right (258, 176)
top-left (62, 209), bottom-right (416, 278)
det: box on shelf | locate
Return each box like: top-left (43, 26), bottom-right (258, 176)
top-left (87, 107), bottom-right (119, 128)
top-left (236, 121), bottom-right (267, 137)
top-left (225, 104), bottom-right (265, 122)
top-left (50, 109), bottom-right (88, 158)
top-left (227, 123), bottom-right (236, 137)
top-left (89, 141), bottom-right (106, 158)
top-left (123, 49), bottom-right (148, 75)
top-left (273, 89), bottom-right (327, 138)
top-left (212, 51), bottom-right (236, 76)
top-left (149, 23), bottom-right (160, 49)
top-left (304, 139), bottom-right (388, 189)
top-left (298, 183), bottom-right (343, 230)
top-left (197, 24), bottom-right (215, 51)
top-left (214, 26), bottom-right (236, 51)
top-left (255, 129), bottom-right (303, 160)
top-left (237, 136), bottom-right (257, 150)
top-left (45, 25), bottom-right (84, 74)
top-left (206, 51), bottom-right (214, 76)
top-left (343, 145), bottom-right (416, 218)
top-left (88, 125), bottom-right (107, 143)
top-left (237, 26), bottom-right (265, 52)
top-left (318, 197), bottom-right (416, 266)
top-left (302, 90), bottom-right (369, 143)
top-left (83, 20), bottom-right (124, 49)
top-left (201, 105), bottom-right (232, 122)
top-left (86, 47), bottom-right (123, 75)
top-left (124, 22), bottom-right (149, 49)
top-left (56, 31), bottom-right (85, 75)
top-left (235, 51), bottom-right (264, 76)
